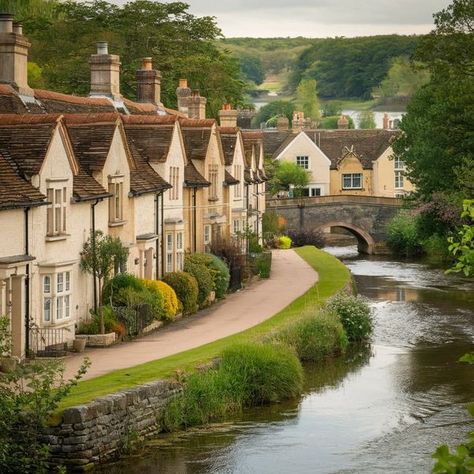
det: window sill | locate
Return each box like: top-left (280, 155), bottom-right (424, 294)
top-left (109, 220), bottom-right (127, 228)
top-left (45, 234), bottom-right (69, 242)
top-left (208, 197), bottom-right (219, 202)
top-left (341, 188), bottom-right (364, 191)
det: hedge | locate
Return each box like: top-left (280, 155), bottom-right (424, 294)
top-left (162, 271), bottom-right (199, 315)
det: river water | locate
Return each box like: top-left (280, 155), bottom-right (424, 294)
top-left (103, 247), bottom-right (474, 474)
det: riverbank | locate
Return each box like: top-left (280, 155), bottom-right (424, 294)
top-left (53, 246), bottom-right (350, 414)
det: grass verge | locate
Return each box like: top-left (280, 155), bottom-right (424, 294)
top-left (54, 246), bottom-right (350, 418)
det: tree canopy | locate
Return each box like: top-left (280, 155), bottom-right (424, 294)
top-left (295, 79), bottom-right (320, 121)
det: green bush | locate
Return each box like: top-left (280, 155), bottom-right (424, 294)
top-left (271, 310), bottom-right (348, 361)
top-left (162, 342), bottom-right (303, 431)
top-left (325, 293), bottom-right (373, 342)
top-left (387, 212), bottom-right (424, 257)
top-left (162, 271), bottom-right (199, 315)
top-left (102, 273), bottom-right (144, 305)
top-left (276, 235), bottom-right (292, 249)
top-left (183, 260), bottom-right (215, 308)
top-left (422, 234), bottom-right (451, 265)
top-left (186, 253), bottom-right (230, 299)
top-left (142, 280), bottom-right (179, 320)
top-left (77, 305), bottom-right (125, 335)
top-left (254, 251), bottom-right (272, 278)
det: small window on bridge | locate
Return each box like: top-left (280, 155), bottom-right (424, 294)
top-left (342, 173), bottom-right (362, 189)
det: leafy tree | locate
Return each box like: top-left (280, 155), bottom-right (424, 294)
top-left (358, 110), bottom-right (376, 129)
top-left (80, 230), bottom-right (129, 334)
top-left (253, 100), bottom-right (295, 127)
top-left (447, 200), bottom-right (474, 276)
top-left (240, 55), bottom-right (265, 85)
top-left (0, 316), bottom-right (90, 474)
top-left (319, 115), bottom-right (355, 129)
top-left (294, 78), bottom-right (320, 121)
top-left (272, 161), bottom-right (309, 197)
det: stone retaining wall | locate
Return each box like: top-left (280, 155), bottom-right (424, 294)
top-left (43, 379), bottom-right (181, 471)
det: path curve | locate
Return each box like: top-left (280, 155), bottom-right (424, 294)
top-left (63, 249), bottom-right (318, 381)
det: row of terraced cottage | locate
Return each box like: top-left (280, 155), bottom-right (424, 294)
top-left (0, 15), bottom-right (266, 358)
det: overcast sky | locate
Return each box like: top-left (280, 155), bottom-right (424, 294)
top-left (112, 0), bottom-right (451, 37)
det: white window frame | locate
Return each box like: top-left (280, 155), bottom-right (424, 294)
top-left (108, 176), bottom-right (124, 224)
top-left (208, 165), bottom-right (219, 200)
top-left (296, 155), bottom-right (309, 169)
top-left (176, 232), bottom-right (184, 271)
top-left (395, 170), bottom-right (404, 189)
top-left (42, 271), bottom-right (71, 325)
top-left (166, 233), bottom-right (174, 273)
top-left (46, 186), bottom-right (67, 236)
top-left (342, 173), bottom-right (363, 190)
top-left (394, 157), bottom-right (404, 170)
top-left (233, 164), bottom-right (242, 198)
top-left (204, 225), bottom-right (211, 245)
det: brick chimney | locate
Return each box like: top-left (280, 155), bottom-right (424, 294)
top-left (0, 13), bottom-right (33, 96)
top-left (337, 114), bottom-right (349, 129)
top-left (382, 112), bottom-right (389, 130)
top-left (187, 89), bottom-right (207, 120)
top-left (136, 57), bottom-right (162, 106)
top-left (276, 115), bottom-right (289, 131)
top-left (176, 78), bottom-right (191, 116)
top-left (89, 42), bottom-right (122, 100)
top-left (219, 103), bottom-right (238, 128)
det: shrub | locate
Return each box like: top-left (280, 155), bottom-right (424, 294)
top-left (142, 280), bottom-right (179, 320)
top-left (102, 273), bottom-right (144, 305)
top-left (162, 342), bottom-right (303, 431)
top-left (276, 235), bottom-right (292, 249)
top-left (387, 212), bottom-right (424, 257)
top-left (210, 238), bottom-right (248, 291)
top-left (114, 285), bottom-right (165, 321)
top-left (186, 253), bottom-right (230, 299)
top-left (325, 293), bottom-right (373, 342)
top-left (78, 305), bottom-right (125, 337)
top-left (254, 251), bottom-right (272, 278)
top-left (262, 211), bottom-right (285, 244)
top-left (183, 260), bottom-right (214, 308)
top-left (422, 234), bottom-right (452, 265)
top-left (271, 310), bottom-right (348, 361)
top-left (287, 228), bottom-right (324, 248)
top-left (162, 271), bottom-right (199, 315)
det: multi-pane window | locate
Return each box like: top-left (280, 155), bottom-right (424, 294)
top-left (204, 225), bottom-right (211, 245)
top-left (43, 271), bottom-right (71, 324)
top-left (296, 156), bottom-right (309, 169)
top-left (169, 167), bottom-right (180, 200)
top-left (209, 165), bottom-right (219, 200)
top-left (342, 173), bottom-right (362, 189)
top-left (166, 234), bottom-right (173, 273)
top-left (233, 219), bottom-right (240, 235)
top-left (46, 187), bottom-right (67, 236)
top-left (395, 171), bottom-right (404, 188)
top-left (233, 165), bottom-right (242, 198)
top-left (108, 178), bottom-right (123, 223)
top-left (394, 157), bottom-right (404, 170)
top-left (176, 232), bottom-right (184, 271)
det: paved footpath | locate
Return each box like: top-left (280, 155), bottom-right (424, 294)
top-left (63, 249), bottom-right (318, 381)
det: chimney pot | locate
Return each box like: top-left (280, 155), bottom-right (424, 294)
top-left (0, 13), bottom-right (13, 33)
top-left (96, 41), bottom-right (108, 55)
top-left (179, 78), bottom-right (188, 88)
top-left (383, 112), bottom-right (389, 130)
top-left (142, 57), bottom-right (152, 70)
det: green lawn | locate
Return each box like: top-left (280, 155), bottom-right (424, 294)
top-left (55, 247), bottom-right (350, 416)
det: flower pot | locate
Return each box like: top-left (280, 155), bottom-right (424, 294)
top-left (73, 338), bottom-right (87, 353)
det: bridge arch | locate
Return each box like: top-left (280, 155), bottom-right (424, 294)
top-left (316, 221), bottom-right (376, 254)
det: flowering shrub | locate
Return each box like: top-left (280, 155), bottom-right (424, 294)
top-left (183, 260), bottom-right (214, 308)
top-left (142, 280), bottom-right (179, 320)
top-left (325, 292), bottom-right (373, 342)
top-left (186, 253), bottom-right (230, 299)
top-left (162, 271), bottom-right (199, 315)
top-left (276, 235), bottom-right (292, 249)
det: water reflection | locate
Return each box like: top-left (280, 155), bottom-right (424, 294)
top-left (100, 246), bottom-right (474, 474)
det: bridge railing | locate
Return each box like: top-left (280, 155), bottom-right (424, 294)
top-left (267, 195), bottom-right (403, 208)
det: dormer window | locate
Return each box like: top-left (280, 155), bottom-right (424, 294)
top-left (108, 176), bottom-right (124, 224)
top-left (46, 185), bottom-right (67, 237)
top-left (169, 167), bottom-right (180, 200)
top-left (208, 165), bottom-right (219, 201)
top-left (296, 156), bottom-right (309, 169)
top-left (233, 164), bottom-right (242, 198)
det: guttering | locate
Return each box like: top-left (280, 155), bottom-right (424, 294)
top-left (24, 207), bottom-right (30, 356)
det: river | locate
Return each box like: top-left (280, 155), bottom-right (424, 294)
top-left (101, 247), bottom-right (474, 473)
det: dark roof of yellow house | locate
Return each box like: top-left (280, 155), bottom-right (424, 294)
top-left (179, 118), bottom-right (215, 161)
top-left (184, 161), bottom-right (210, 188)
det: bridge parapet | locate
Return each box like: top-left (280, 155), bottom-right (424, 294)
top-left (267, 195), bottom-right (403, 208)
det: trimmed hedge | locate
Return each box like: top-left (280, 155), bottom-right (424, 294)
top-left (102, 273), bottom-right (144, 305)
top-left (185, 253), bottom-right (230, 299)
top-left (142, 280), bottom-right (179, 320)
top-left (183, 260), bottom-right (214, 308)
top-left (162, 271), bottom-right (199, 315)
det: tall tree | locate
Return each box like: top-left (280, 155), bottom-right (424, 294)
top-left (294, 78), bottom-right (320, 121)
top-left (358, 110), bottom-right (376, 129)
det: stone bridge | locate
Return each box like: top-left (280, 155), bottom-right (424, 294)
top-left (266, 195), bottom-right (403, 254)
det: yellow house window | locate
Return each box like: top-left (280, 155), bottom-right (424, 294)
top-left (395, 171), bottom-right (404, 189)
top-left (208, 165), bottom-right (219, 200)
top-left (342, 173), bottom-right (362, 190)
top-left (169, 167), bottom-right (180, 200)
top-left (176, 232), bottom-right (184, 271)
top-left (108, 177), bottom-right (124, 223)
top-left (233, 165), bottom-right (242, 198)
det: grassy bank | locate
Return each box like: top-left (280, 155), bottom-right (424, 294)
top-left (55, 247), bottom-right (351, 416)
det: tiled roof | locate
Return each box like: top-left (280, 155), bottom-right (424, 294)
top-left (73, 170), bottom-right (110, 202)
top-left (244, 168), bottom-right (253, 184)
top-left (122, 115), bottom-right (176, 163)
top-left (180, 127), bottom-right (212, 161)
top-left (262, 130), bottom-right (294, 155)
top-left (224, 169), bottom-right (239, 186)
top-left (0, 115), bottom-right (58, 176)
top-left (128, 142), bottom-right (171, 196)
top-left (179, 118), bottom-right (215, 128)
top-left (184, 161), bottom-right (210, 188)
top-left (0, 151), bottom-right (46, 209)
top-left (220, 133), bottom-right (237, 166)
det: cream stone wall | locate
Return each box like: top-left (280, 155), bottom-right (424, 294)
top-left (330, 153), bottom-right (372, 196)
top-left (0, 209), bottom-right (25, 258)
top-left (228, 135), bottom-right (246, 237)
top-left (372, 147), bottom-right (414, 197)
top-left (275, 132), bottom-right (331, 196)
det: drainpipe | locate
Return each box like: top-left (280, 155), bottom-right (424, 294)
top-left (192, 187), bottom-right (197, 252)
top-left (245, 183), bottom-right (250, 255)
top-left (255, 183), bottom-right (260, 244)
top-left (24, 207), bottom-right (30, 355)
top-left (155, 192), bottom-right (161, 279)
top-left (91, 199), bottom-right (100, 313)
top-left (161, 193), bottom-right (165, 276)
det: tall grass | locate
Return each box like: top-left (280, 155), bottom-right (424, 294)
top-left (162, 342), bottom-right (303, 431)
